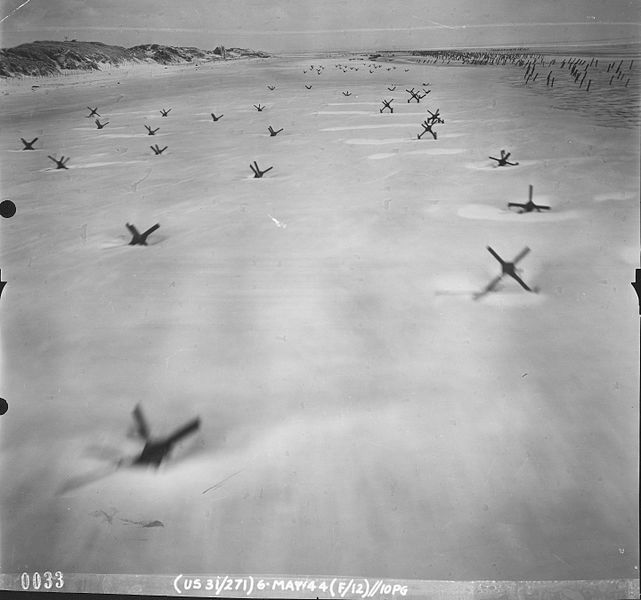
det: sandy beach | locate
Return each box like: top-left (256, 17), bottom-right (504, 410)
top-left (0, 50), bottom-right (638, 582)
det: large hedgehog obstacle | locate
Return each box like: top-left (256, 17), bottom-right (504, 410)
top-left (380, 99), bottom-right (394, 113)
top-left (387, 86), bottom-right (396, 91)
top-left (305, 84), bottom-right (313, 89)
top-left (145, 125), bottom-right (160, 135)
top-left (417, 119), bottom-right (437, 140)
top-left (48, 155), bottom-right (70, 169)
top-left (126, 223), bottom-right (160, 245)
top-left (253, 104), bottom-right (265, 112)
top-left (20, 137), bottom-right (38, 150)
top-left (508, 185), bottom-right (550, 213)
top-left (268, 126), bottom-right (283, 137)
top-left (250, 161), bottom-right (273, 178)
top-left (86, 107), bottom-right (100, 118)
top-left (160, 108), bottom-right (172, 117)
top-left (475, 246), bottom-right (534, 299)
top-left (210, 113), bottom-right (223, 122)
top-left (124, 404), bottom-right (200, 468)
top-left (406, 88), bottom-right (427, 103)
top-left (426, 108), bottom-right (444, 124)
top-left (95, 119), bottom-right (109, 129)
top-left (489, 149), bottom-right (518, 167)
top-left (267, 85), bottom-right (276, 91)
top-left (342, 91), bottom-right (352, 96)
top-left (150, 144), bottom-right (168, 155)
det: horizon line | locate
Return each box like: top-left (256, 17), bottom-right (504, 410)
top-left (3, 21), bottom-right (640, 36)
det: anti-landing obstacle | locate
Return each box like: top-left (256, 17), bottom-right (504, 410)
top-left (126, 222), bottom-right (160, 245)
top-left (160, 108), bottom-right (172, 117)
top-left (253, 104), bottom-right (265, 112)
top-left (48, 155), bottom-right (70, 169)
top-left (86, 107), bottom-right (100, 117)
top-left (508, 185), bottom-right (550, 213)
top-left (250, 161), bottom-right (273, 178)
top-left (211, 113), bottom-right (223, 122)
top-left (489, 149), bottom-right (518, 167)
top-left (268, 126), bottom-right (283, 137)
top-left (95, 119), bottom-right (109, 129)
top-left (20, 137), bottom-right (38, 150)
top-left (417, 119), bottom-right (437, 140)
top-left (406, 88), bottom-right (427, 103)
top-left (123, 404), bottom-right (200, 468)
top-left (380, 99), bottom-right (394, 113)
top-left (474, 246), bottom-right (534, 299)
top-left (150, 144), bottom-right (168, 155)
top-left (426, 108), bottom-right (444, 124)
top-left (145, 125), bottom-right (159, 136)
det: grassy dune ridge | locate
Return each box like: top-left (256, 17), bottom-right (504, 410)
top-left (0, 40), bottom-right (269, 78)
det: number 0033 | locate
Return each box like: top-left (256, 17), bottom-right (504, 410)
top-left (20, 571), bottom-right (64, 590)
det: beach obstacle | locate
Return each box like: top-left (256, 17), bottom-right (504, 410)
top-left (253, 104), bottom-right (265, 112)
top-left (95, 119), bottom-right (109, 129)
top-left (305, 85), bottom-right (313, 89)
top-left (268, 126), bottom-right (283, 137)
top-left (406, 88), bottom-right (427, 103)
top-left (20, 137), bottom-right (38, 150)
top-left (267, 85), bottom-right (276, 91)
top-left (417, 119), bottom-right (437, 140)
top-left (508, 185), bottom-right (550, 213)
top-left (150, 144), bottom-right (168, 155)
top-left (145, 125), bottom-right (160, 135)
top-left (211, 113), bottom-right (223, 122)
top-left (343, 91), bottom-right (352, 96)
top-left (474, 246), bottom-right (534, 299)
top-left (250, 161), bottom-right (273, 178)
top-left (489, 149), bottom-right (518, 167)
top-left (123, 404), bottom-right (200, 468)
top-left (160, 108), bottom-right (172, 117)
top-left (86, 107), bottom-right (100, 117)
top-left (380, 99), bottom-right (394, 113)
top-left (426, 108), bottom-right (444, 124)
top-left (126, 223), bottom-right (160, 246)
top-left (387, 86), bottom-right (396, 91)
top-left (48, 155), bottom-right (70, 169)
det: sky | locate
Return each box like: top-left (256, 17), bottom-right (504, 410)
top-left (0, 0), bottom-right (639, 52)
